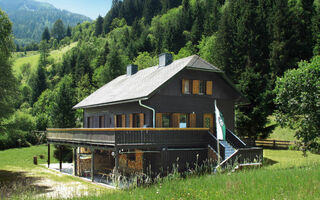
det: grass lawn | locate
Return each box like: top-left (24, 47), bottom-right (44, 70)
top-left (12, 42), bottom-right (78, 76)
top-left (267, 116), bottom-right (296, 141)
top-left (75, 149), bottom-right (320, 200)
top-left (1, 145), bottom-right (319, 199)
top-left (0, 145), bottom-right (109, 199)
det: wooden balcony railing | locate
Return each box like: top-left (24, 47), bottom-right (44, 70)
top-left (47, 128), bottom-right (210, 148)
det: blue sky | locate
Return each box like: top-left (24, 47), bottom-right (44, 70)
top-left (36, 0), bottom-right (112, 19)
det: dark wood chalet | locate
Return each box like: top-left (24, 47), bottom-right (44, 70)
top-left (47, 54), bottom-right (262, 182)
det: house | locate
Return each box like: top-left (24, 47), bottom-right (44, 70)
top-left (47, 54), bottom-right (262, 182)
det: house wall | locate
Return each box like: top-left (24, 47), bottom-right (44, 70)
top-left (146, 69), bottom-right (236, 131)
top-left (83, 103), bottom-right (152, 128)
top-left (83, 69), bottom-right (238, 131)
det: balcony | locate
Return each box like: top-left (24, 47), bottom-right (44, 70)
top-left (47, 128), bottom-right (210, 149)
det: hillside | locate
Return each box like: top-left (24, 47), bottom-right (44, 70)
top-left (0, 0), bottom-right (91, 45)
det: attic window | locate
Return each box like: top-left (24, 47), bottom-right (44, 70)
top-left (199, 80), bottom-right (206, 95)
top-left (182, 79), bottom-right (191, 94)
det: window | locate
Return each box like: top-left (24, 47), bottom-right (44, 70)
top-left (116, 115), bottom-right (122, 127)
top-left (162, 114), bottom-right (171, 127)
top-left (182, 79), bottom-right (191, 94)
top-left (99, 116), bottom-right (104, 128)
top-left (133, 113), bottom-right (140, 127)
top-left (199, 80), bottom-right (206, 95)
top-left (179, 114), bottom-right (188, 128)
top-left (87, 117), bottom-right (91, 128)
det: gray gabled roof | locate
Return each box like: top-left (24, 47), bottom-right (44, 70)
top-left (73, 55), bottom-right (237, 109)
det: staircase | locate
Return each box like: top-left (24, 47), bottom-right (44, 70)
top-left (220, 140), bottom-right (236, 159)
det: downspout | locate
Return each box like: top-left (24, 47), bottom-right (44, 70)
top-left (139, 99), bottom-right (156, 128)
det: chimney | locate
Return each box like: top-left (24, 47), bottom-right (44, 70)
top-left (127, 64), bottom-right (138, 75)
top-left (159, 53), bottom-right (173, 67)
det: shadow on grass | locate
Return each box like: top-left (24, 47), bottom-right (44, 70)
top-left (0, 170), bottom-right (52, 198)
top-left (262, 157), bottom-right (278, 167)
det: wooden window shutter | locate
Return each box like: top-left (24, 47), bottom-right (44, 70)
top-left (139, 113), bottom-right (144, 127)
top-left (121, 115), bottom-right (126, 127)
top-left (156, 113), bottom-right (162, 128)
top-left (192, 80), bottom-right (199, 94)
top-left (206, 81), bottom-right (213, 95)
top-left (189, 113), bottom-right (197, 127)
top-left (114, 115), bottom-right (117, 127)
top-left (172, 113), bottom-right (180, 128)
top-left (182, 79), bottom-right (185, 94)
top-left (129, 114), bottom-right (133, 128)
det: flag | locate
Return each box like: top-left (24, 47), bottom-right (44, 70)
top-left (215, 102), bottom-right (226, 140)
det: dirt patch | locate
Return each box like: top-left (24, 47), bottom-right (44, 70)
top-left (0, 167), bottom-right (108, 199)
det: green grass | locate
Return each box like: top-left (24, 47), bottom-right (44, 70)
top-left (0, 144), bottom-right (57, 169)
top-left (12, 52), bottom-right (40, 75)
top-left (0, 144), bottom-right (108, 199)
top-left (267, 116), bottom-right (296, 141)
top-left (12, 42), bottom-right (78, 76)
top-left (79, 151), bottom-right (320, 200)
top-left (1, 146), bottom-right (319, 199)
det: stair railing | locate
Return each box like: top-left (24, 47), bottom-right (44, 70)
top-left (208, 131), bottom-right (225, 160)
top-left (225, 128), bottom-right (246, 149)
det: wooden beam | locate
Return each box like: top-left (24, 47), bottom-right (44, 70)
top-left (114, 147), bottom-right (119, 175)
top-left (59, 145), bottom-right (62, 172)
top-left (73, 147), bottom-right (77, 176)
top-left (47, 143), bottom-right (50, 168)
top-left (91, 148), bottom-right (95, 182)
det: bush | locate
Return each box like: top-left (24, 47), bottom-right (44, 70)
top-left (53, 145), bottom-right (73, 162)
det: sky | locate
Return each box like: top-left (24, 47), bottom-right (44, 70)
top-left (35, 0), bottom-right (112, 19)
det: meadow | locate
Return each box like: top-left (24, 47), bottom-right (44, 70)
top-left (0, 144), bottom-right (319, 200)
top-left (12, 42), bottom-right (78, 76)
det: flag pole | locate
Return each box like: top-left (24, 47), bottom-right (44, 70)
top-left (215, 100), bottom-right (220, 165)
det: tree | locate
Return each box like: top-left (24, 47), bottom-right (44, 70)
top-left (274, 56), bottom-right (320, 154)
top-left (51, 19), bottom-right (66, 41)
top-left (30, 65), bottom-right (47, 105)
top-left (106, 49), bottom-right (125, 80)
top-left (0, 9), bottom-right (18, 129)
top-left (42, 27), bottom-right (50, 41)
top-left (66, 25), bottom-right (72, 37)
top-left (39, 40), bottom-right (50, 67)
top-left (212, 0), bottom-right (274, 139)
top-left (50, 75), bottom-right (76, 128)
top-left (95, 15), bottom-right (104, 36)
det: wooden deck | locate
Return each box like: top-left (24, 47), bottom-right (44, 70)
top-left (47, 128), bottom-right (210, 149)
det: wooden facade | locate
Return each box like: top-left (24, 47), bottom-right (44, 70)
top-left (46, 55), bottom-right (262, 182)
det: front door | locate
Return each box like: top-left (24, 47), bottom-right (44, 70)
top-left (203, 113), bottom-right (214, 132)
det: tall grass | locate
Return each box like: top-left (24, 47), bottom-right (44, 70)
top-left (1, 146), bottom-right (319, 200)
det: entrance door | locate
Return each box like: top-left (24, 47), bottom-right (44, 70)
top-left (203, 113), bottom-right (214, 132)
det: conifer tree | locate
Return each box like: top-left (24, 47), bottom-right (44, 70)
top-left (50, 75), bottom-right (76, 128)
top-left (51, 19), bottom-right (65, 41)
top-left (0, 9), bottom-right (17, 126)
top-left (95, 15), bottom-right (104, 36)
top-left (30, 65), bottom-right (47, 105)
top-left (66, 25), bottom-right (72, 37)
top-left (41, 27), bottom-right (50, 41)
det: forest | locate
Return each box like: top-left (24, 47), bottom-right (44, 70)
top-left (0, 0), bottom-right (319, 153)
top-left (0, 0), bottom-right (91, 46)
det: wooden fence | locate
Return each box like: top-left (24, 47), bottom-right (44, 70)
top-left (242, 138), bottom-right (296, 149)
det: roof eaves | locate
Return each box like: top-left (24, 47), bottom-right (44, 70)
top-left (73, 97), bottom-right (149, 109)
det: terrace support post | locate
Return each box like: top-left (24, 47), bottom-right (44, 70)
top-left (114, 147), bottom-right (119, 176)
top-left (73, 147), bottom-right (77, 176)
top-left (91, 148), bottom-right (95, 182)
top-left (47, 143), bottom-right (50, 168)
top-left (59, 145), bottom-right (62, 172)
